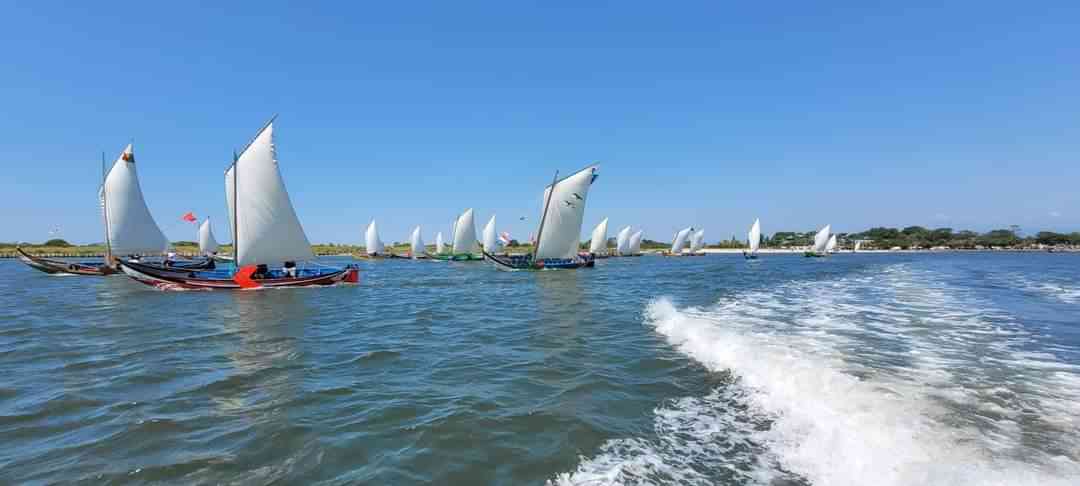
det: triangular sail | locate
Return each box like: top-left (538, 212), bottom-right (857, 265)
top-left (826, 234), bottom-right (838, 253)
top-left (452, 208), bottom-right (478, 254)
top-left (482, 215), bottom-right (498, 253)
top-left (748, 218), bottom-right (761, 255)
top-left (671, 227), bottom-right (693, 253)
top-left (225, 122), bottom-right (314, 267)
top-left (199, 218), bottom-right (220, 255)
top-left (812, 225), bottom-right (831, 254)
top-left (365, 220), bottom-right (384, 255)
top-left (629, 230), bottom-right (643, 254)
top-left (689, 229), bottom-right (705, 253)
top-left (615, 226), bottom-right (632, 255)
top-left (410, 226), bottom-right (425, 257)
top-left (435, 232), bottom-right (446, 254)
top-left (589, 218), bottom-right (609, 254)
top-left (854, 240), bottom-right (862, 252)
top-left (535, 165), bottom-right (599, 260)
top-left (100, 144), bottom-right (169, 256)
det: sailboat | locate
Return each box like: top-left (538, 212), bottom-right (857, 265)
top-left (628, 230), bottom-right (644, 256)
top-left (118, 119), bottom-right (358, 289)
top-left (665, 227), bottom-right (694, 256)
top-left (434, 232), bottom-right (446, 255)
top-left (409, 226), bottom-right (429, 259)
top-left (481, 215), bottom-right (503, 256)
top-left (805, 225), bottom-right (831, 257)
top-left (482, 165), bottom-right (599, 270)
top-left (744, 218), bottom-right (761, 260)
top-left (432, 208), bottom-right (482, 261)
top-left (588, 217), bottom-right (609, 257)
top-left (356, 220), bottom-right (401, 259)
top-left (615, 226), bottom-right (632, 256)
top-left (686, 229), bottom-right (706, 255)
top-left (826, 234), bottom-right (838, 254)
top-left (853, 240), bottom-right (862, 253)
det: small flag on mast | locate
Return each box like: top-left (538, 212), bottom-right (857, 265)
top-left (182, 212), bottom-right (197, 223)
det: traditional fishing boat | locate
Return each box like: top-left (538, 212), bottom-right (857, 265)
top-left (483, 165), bottom-right (599, 270)
top-left (685, 229), bottom-right (706, 255)
top-left (481, 215), bottom-right (503, 256)
top-left (431, 209), bottom-right (482, 261)
top-left (663, 227), bottom-right (694, 256)
top-left (825, 234), bottom-right (838, 254)
top-left (804, 225), bottom-right (831, 257)
top-left (199, 217), bottom-right (234, 263)
top-left (118, 119), bottom-right (358, 290)
top-left (434, 232), bottom-right (446, 255)
top-left (853, 240), bottom-right (862, 253)
top-left (628, 230), bottom-right (644, 256)
top-left (355, 220), bottom-right (403, 259)
top-left (615, 226), bottom-right (632, 256)
top-left (408, 226), bottom-right (429, 259)
top-left (744, 218), bottom-right (761, 259)
top-left (588, 217), bottom-right (609, 258)
top-left (15, 247), bottom-right (117, 276)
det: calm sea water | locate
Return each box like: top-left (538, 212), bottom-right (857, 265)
top-left (1, 253), bottom-right (1078, 485)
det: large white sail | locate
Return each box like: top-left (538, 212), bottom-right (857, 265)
top-left (452, 208), bottom-right (478, 255)
top-left (629, 230), bottom-right (643, 254)
top-left (100, 144), bottom-right (169, 256)
top-left (410, 226), bottom-right (425, 258)
top-left (615, 226), bottom-right (632, 255)
top-left (435, 232), bottom-right (446, 254)
top-left (199, 218), bottom-right (220, 255)
top-left (826, 234), bottom-right (838, 253)
top-left (225, 122), bottom-right (314, 267)
top-left (365, 220), bottom-right (384, 255)
top-left (812, 225), bottom-right (831, 254)
top-left (748, 218), bottom-right (761, 255)
top-left (589, 217), bottom-right (609, 254)
top-left (671, 227), bottom-right (693, 254)
top-left (535, 166), bottom-right (599, 260)
top-left (482, 214), bottom-right (498, 253)
top-left (689, 229), bottom-right (705, 253)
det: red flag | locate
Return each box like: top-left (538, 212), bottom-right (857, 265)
top-left (182, 212), bottom-right (197, 223)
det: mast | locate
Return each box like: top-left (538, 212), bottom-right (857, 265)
top-left (532, 170), bottom-right (559, 260)
top-left (101, 151), bottom-right (112, 264)
top-left (232, 150), bottom-right (239, 264)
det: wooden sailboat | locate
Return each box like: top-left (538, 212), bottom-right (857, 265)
top-left (663, 227), bottom-right (694, 256)
top-left (804, 225), bottom-right (831, 257)
top-left (826, 234), bottom-right (838, 254)
top-left (408, 226), bottom-right (429, 259)
top-left (628, 230), bottom-right (644, 256)
top-left (118, 119), bottom-right (358, 289)
top-left (16, 247), bottom-right (117, 275)
top-left (744, 218), bottom-right (761, 260)
top-left (614, 226), bottom-right (632, 256)
top-left (483, 165), bottom-right (599, 270)
top-left (686, 229), bottom-right (706, 256)
top-left (588, 217), bottom-right (609, 258)
top-left (481, 215), bottom-right (503, 256)
top-left (355, 220), bottom-right (403, 259)
top-left (199, 217), bottom-right (233, 263)
top-left (431, 208), bottom-right (482, 261)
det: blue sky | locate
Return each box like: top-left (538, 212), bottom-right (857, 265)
top-left (3, 1), bottom-right (1078, 245)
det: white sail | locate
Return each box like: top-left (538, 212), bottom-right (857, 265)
top-left (452, 208), bottom-right (479, 255)
top-left (589, 217), bottom-right (609, 254)
top-left (225, 122), bottom-right (314, 267)
top-left (482, 214), bottom-right (498, 253)
top-left (812, 225), bottom-right (831, 254)
top-left (826, 234), bottom-right (838, 253)
top-left (748, 218), bottom-right (761, 255)
top-left (198, 218), bottom-right (220, 255)
top-left (410, 226), bottom-right (425, 257)
top-left (535, 166), bottom-right (599, 260)
top-left (435, 232), bottom-right (446, 254)
top-left (854, 240), bottom-right (862, 252)
top-left (671, 227), bottom-right (693, 254)
top-left (615, 226), bottom-right (632, 255)
top-left (365, 220), bottom-right (384, 255)
top-left (689, 229), bottom-right (705, 253)
top-left (629, 230), bottom-right (643, 254)
top-left (100, 144), bottom-right (169, 256)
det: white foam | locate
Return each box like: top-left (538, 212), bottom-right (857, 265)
top-left (555, 264), bottom-right (1080, 485)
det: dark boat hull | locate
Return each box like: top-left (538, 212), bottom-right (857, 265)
top-left (430, 253), bottom-right (483, 262)
top-left (118, 260), bottom-right (358, 291)
top-left (481, 249), bottom-right (595, 271)
top-left (16, 247), bottom-right (116, 276)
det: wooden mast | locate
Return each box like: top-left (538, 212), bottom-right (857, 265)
top-left (101, 151), bottom-right (112, 265)
top-left (231, 150), bottom-right (239, 265)
top-left (531, 170), bottom-right (559, 261)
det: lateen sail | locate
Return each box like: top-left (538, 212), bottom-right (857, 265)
top-left (616, 226), bottom-right (632, 255)
top-left (535, 166), bottom-right (598, 260)
top-left (100, 144), bottom-right (169, 255)
top-left (629, 230), bottom-right (643, 254)
top-left (671, 227), bottom-right (693, 254)
top-left (410, 226), bottom-right (425, 257)
top-left (435, 232), bottom-right (445, 254)
top-left (225, 122), bottom-right (314, 267)
top-left (689, 229), bottom-right (705, 253)
top-left (482, 215), bottom-right (498, 253)
top-left (589, 217), bottom-right (609, 254)
top-left (365, 220), bottom-right (384, 255)
top-left (199, 218), bottom-right (220, 255)
top-left (748, 218), bottom-right (761, 255)
top-left (812, 225), bottom-right (831, 254)
top-left (826, 234), bottom-right (838, 253)
top-left (452, 208), bottom-right (478, 255)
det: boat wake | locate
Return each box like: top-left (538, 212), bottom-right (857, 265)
top-left (553, 265), bottom-right (1080, 486)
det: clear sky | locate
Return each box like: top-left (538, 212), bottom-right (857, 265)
top-left (3, 1), bottom-right (1078, 245)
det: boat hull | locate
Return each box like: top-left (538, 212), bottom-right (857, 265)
top-left (482, 250), bottom-right (595, 271)
top-left (804, 252), bottom-right (826, 258)
top-left (118, 260), bottom-right (358, 291)
top-left (16, 248), bottom-right (117, 276)
top-left (430, 253), bottom-right (483, 262)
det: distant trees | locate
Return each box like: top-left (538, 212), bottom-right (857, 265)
top-left (43, 238), bottom-right (71, 247)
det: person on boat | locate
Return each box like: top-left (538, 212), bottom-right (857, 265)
top-left (128, 254), bottom-right (141, 263)
top-left (252, 264), bottom-right (270, 279)
top-left (164, 251), bottom-right (176, 267)
top-left (205, 257), bottom-right (216, 270)
top-left (283, 261), bottom-right (297, 278)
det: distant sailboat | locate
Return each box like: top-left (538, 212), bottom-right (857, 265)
top-left (409, 226), bottom-right (428, 259)
top-left (435, 232), bottom-right (446, 255)
top-left (687, 229), bottom-right (705, 255)
top-left (615, 225), bottom-right (632, 256)
top-left (119, 118), bottom-right (358, 289)
top-left (482, 215), bottom-right (501, 256)
top-left (826, 234), bottom-right (838, 253)
top-left (805, 225), bottom-right (831, 257)
top-left (589, 217), bottom-right (609, 257)
top-left (362, 220), bottom-right (386, 257)
top-left (198, 217), bottom-right (223, 259)
top-left (667, 227), bottom-right (694, 256)
top-left (628, 230), bottom-right (643, 256)
top-left (744, 218), bottom-right (761, 260)
top-left (854, 240), bottom-right (862, 252)
top-left (483, 165), bottom-right (599, 270)
top-left (433, 208), bottom-right (482, 261)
